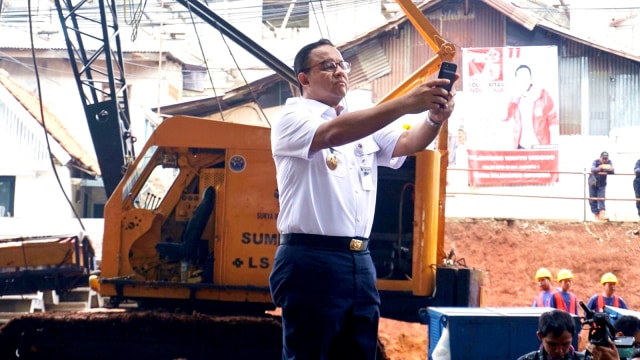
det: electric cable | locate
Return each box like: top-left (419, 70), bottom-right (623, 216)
top-left (184, 0), bottom-right (225, 122)
top-left (28, 0), bottom-right (85, 232)
top-left (123, 0), bottom-right (148, 41)
top-left (315, 0), bottom-right (332, 40)
top-left (217, 31), bottom-right (272, 127)
top-left (2, 0), bottom-right (386, 27)
top-left (310, 0), bottom-right (325, 39)
top-left (181, 0), bottom-right (274, 127)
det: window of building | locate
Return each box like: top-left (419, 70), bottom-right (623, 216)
top-left (0, 176), bottom-right (16, 217)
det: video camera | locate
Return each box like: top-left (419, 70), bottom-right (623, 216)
top-left (580, 301), bottom-right (615, 347)
top-left (580, 301), bottom-right (637, 359)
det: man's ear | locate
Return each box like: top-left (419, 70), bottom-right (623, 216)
top-left (298, 72), bottom-right (309, 86)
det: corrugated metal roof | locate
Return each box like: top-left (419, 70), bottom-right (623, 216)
top-left (342, 40), bottom-right (391, 89)
top-left (481, 0), bottom-right (640, 63)
top-left (537, 21), bottom-right (640, 63)
top-left (0, 69), bottom-right (100, 175)
top-left (480, 0), bottom-right (538, 31)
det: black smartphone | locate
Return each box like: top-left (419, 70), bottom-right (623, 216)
top-left (437, 61), bottom-right (457, 92)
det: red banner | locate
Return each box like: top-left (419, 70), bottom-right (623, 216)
top-left (461, 46), bottom-right (560, 186)
top-left (467, 149), bottom-right (559, 186)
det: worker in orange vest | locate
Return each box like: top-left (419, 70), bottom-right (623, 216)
top-left (532, 268), bottom-right (555, 308)
top-left (585, 272), bottom-right (628, 313)
top-left (550, 269), bottom-right (579, 315)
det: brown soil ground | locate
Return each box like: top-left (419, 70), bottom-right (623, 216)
top-left (379, 218), bottom-right (640, 360)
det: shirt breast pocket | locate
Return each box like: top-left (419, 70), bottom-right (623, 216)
top-left (355, 140), bottom-right (379, 191)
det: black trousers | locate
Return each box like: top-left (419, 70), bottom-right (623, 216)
top-left (269, 240), bottom-right (380, 360)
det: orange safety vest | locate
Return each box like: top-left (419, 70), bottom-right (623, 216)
top-left (535, 291), bottom-right (552, 307)
top-left (596, 294), bottom-right (620, 312)
top-left (554, 292), bottom-right (578, 314)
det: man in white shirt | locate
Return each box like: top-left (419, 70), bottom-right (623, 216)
top-left (269, 38), bottom-right (457, 360)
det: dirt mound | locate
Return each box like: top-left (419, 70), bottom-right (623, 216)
top-left (379, 219), bottom-right (640, 359)
top-left (445, 219), bottom-right (640, 308)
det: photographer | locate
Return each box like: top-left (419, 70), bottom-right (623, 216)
top-left (613, 316), bottom-right (640, 344)
top-left (612, 316), bottom-right (640, 359)
top-left (517, 309), bottom-right (584, 360)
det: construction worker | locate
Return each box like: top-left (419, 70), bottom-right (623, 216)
top-left (585, 272), bottom-right (628, 313)
top-left (533, 268), bottom-right (555, 308)
top-left (550, 269), bottom-right (579, 315)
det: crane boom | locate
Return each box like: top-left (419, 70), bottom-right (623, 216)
top-left (54, 0), bottom-right (299, 197)
top-left (54, 0), bottom-right (134, 197)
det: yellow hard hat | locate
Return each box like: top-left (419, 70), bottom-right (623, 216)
top-left (600, 272), bottom-right (618, 285)
top-left (557, 269), bottom-right (574, 282)
top-left (535, 268), bottom-right (552, 280)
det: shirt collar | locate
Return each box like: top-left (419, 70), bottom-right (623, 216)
top-left (287, 97), bottom-right (348, 119)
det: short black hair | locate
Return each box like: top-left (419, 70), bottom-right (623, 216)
top-left (538, 310), bottom-right (576, 337)
top-left (613, 315), bottom-right (640, 337)
top-left (293, 38), bottom-right (334, 94)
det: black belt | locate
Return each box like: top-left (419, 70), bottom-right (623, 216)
top-left (279, 233), bottom-right (369, 252)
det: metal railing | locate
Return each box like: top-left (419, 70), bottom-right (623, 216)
top-left (443, 167), bottom-right (640, 222)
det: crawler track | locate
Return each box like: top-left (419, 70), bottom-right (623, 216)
top-left (0, 310), bottom-right (283, 359)
top-left (0, 309), bottom-right (390, 359)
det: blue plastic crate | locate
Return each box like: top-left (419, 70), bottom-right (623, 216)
top-left (426, 307), bottom-right (580, 360)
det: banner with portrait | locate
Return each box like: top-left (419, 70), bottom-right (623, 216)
top-left (462, 46), bottom-right (560, 186)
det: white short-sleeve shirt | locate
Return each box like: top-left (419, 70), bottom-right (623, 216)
top-left (271, 97), bottom-right (406, 238)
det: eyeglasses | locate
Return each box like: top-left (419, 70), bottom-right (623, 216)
top-left (302, 60), bottom-right (351, 74)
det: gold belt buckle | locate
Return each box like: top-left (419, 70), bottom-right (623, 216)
top-left (349, 239), bottom-right (364, 251)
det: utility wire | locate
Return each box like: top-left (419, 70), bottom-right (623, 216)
top-left (310, 0), bottom-right (325, 39)
top-left (218, 30), bottom-right (272, 127)
top-left (28, 0), bottom-right (85, 232)
top-left (318, 0), bottom-right (332, 40)
top-left (2, 0), bottom-right (383, 27)
top-left (183, 0), bottom-right (272, 126)
top-left (123, 0), bottom-right (148, 40)
top-left (184, 0), bottom-right (225, 122)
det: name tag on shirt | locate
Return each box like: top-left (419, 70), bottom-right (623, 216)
top-left (360, 166), bottom-right (374, 191)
